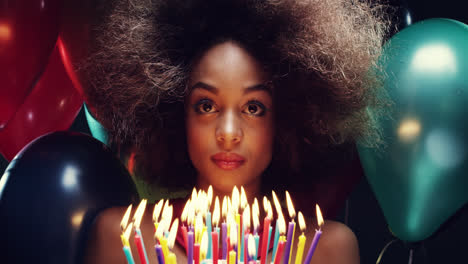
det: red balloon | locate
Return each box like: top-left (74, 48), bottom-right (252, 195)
top-left (0, 0), bottom-right (61, 130)
top-left (0, 38), bottom-right (83, 161)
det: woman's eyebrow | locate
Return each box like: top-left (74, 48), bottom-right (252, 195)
top-left (191, 82), bottom-right (218, 94)
top-left (243, 84), bottom-right (272, 95)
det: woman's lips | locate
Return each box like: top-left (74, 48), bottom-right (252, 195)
top-left (211, 152), bottom-right (246, 170)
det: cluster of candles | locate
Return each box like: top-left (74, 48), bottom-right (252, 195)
top-left (119, 186), bottom-right (324, 264)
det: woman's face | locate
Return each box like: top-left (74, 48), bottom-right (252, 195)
top-left (185, 41), bottom-right (274, 195)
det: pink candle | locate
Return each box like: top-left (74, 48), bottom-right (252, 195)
top-left (181, 225), bottom-right (188, 254)
top-left (212, 231), bottom-right (219, 264)
top-left (194, 244), bottom-right (200, 264)
top-left (244, 235), bottom-right (249, 264)
top-left (273, 238), bottom-right (285, 264)
top-left (260, 217), bottom-right (271, 264)
top-left (134, 233), bottom-right (147, 264)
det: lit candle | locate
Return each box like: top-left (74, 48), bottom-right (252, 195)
top-left (121, 222), bottom-right (135, 264)
top-left (201, 231), bottom-right (209, 261)
top-left (207, 186), bottom-right (214, 259)
top-left (260, 197), bottom-right (272, 264)
top-left (232, 186), bottom-right (241, 263)
top-left (265, 201), bottom-right (273, 264)
top-left (240, 187), bottom-right (248, 262)
top-left (168, 252), bottom-right (177, 264)
top-left (283, 191), bottom-right (296, 264)
top-left (181, 199), bottom-right (190, 253)
top-left (188, 230), bottom-right (194, 264)
top-left (230, 219), bottom-right (238, 264)
top-left (243, 203), bottom-right (251, 264)
top-left (194, 243), bottom-right (201, 264)
top-left (294, 212), bottom-right (306, 264)
top-left (248, 234), bottom-right (256, 264)
top-left (155, 244), bottom-right (165, 264)
top-left (273, 217), bottom-right (286, 264)
top-left (153, 199), bottom-right (165, 232)
top-left (252, 198), bottom-right (260, 261)
top-left (167, 218), bottom-right (179, 252)
top-left (133, 199), bottom-right (150, 264)
top-left (271, 191), bottom-right (283, 259)
top-left (303, 205), bottom-right (324, 264)
top-left (273, 237), bottom-right (286, 264)
top-left (222, 196), bottom-right (228, 260)
top-left (213, 196), bottom-right (221, 264)
top-left (135, 232), bottom-right (148, 264)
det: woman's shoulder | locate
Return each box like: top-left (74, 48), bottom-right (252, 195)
top-left (305, 219), bottom-right (360, 264)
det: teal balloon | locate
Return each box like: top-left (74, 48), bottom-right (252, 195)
top-left (358, 18), bottom-right (468, 242)
top-left (83, 103), bottom-right (109, 145)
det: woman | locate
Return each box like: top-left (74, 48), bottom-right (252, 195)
top-left (81, 0), bottom-right (390, 263)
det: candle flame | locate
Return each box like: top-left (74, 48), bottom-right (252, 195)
top-left (253, 198), bottom-right (259, 218)
top-left (278, 211), bottom-right (286, 235)
top-left (252, 199), bottom-right (260, 231)
top-left (155, 218), bottom-right (166, 241)
top-left (222, 196), bottom-right (228, 221)
top-left (163, 204), bottom-right (174, 232)
top-left (230, 218), bottom-right (238, 247)
top-left (207, 185), bottom-right (213, 208)
top-left (298, 211), bottom-right (306, 233)
top-left (285, 191), bottom-right (296, 219)
top-left (272, 191), bottom-right (283, 219)
top-left (316, 204), bottom-right (324, 227)
top-left (0, 23), bottom-right (12, 42)
top-left (168, 218), bottom-right (179, 249)
top-left (181, 199), bottom-right (190, 223)
top-left (120, 204), bottom-right (133, 231)
top-left (133, 199), bottom-right (147, 229)
top-left (153, 199), bottom-right (164, 223)
top-left (240, 186), bottom-right (248, 210)
top-left (192, 187), bottom-right (198, 204)
top-left (200, 231), bottom-right (209, 258)
top-left (213, 196), bottom-right (220, 227)
top-left (227, 196), bottom-right (232, 214)
top-left (124, 222), bottom-right (134, 241)
top-left (188, 199), bottom-right (195, 227)
top-left (267, 200), bottom-right (273, 220)
top-left (248, 233), bottom-right (256, 259)
top-left (243, 203), bottom-right (251, 230)
top-left (195, 213), bottom-right (204, 243)
top-left (232, 186), bottom-right (240, 214)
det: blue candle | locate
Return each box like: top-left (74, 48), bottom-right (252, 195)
top-left (254, 234), bottom-right (260, 261)
top-left (272, 221), bottom-right (280, 259)
top-left (123, 246), bottom-right (135, 264)
top-left (207, 211), bottom-right (212, 259)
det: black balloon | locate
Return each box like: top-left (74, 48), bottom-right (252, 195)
top-left (0, 132), bottom-right (138, 263)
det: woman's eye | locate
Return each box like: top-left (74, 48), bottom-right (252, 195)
top-left (243, 101), bottom-right (266, 116)
top-left (194, 99), bottom-right (217, 114)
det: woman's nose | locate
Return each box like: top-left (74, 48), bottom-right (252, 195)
top-left (215, 111), bottom-right (243, 149)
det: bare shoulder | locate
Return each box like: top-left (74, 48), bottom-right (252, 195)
top-left (84, 207), bottom-right (129, 264)
top-left (307, 220), bottom-right (360, 264)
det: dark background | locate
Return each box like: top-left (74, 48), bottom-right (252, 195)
top-left (2, 0), bottom-right (468, 263)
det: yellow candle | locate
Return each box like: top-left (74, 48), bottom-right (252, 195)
top-left (168, 252), bottom-right (177, 264)
top-left (236, 214), bottom-right (241, 261)
top-left (229, 250), bottom-right (237, 264)
top-left (161, 237), bottom-right (170, 264)
top-left (294, 234), bottom-right (306, 264)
